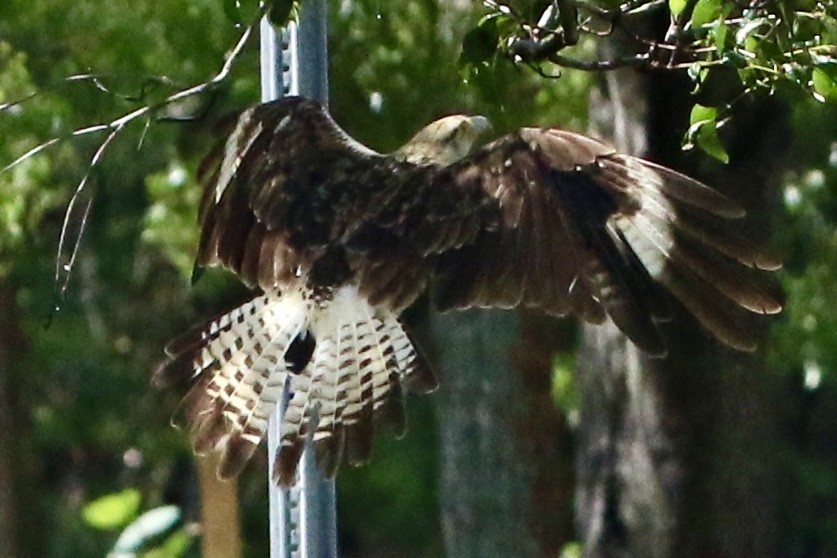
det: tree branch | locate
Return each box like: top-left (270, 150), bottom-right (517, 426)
top-left (1, 3), bottom-right (269, 318)
top-left (548, 52), bottom-right (649, 71)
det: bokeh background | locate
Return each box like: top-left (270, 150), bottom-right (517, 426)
top-left (0, 1), bottom-right (835, 556)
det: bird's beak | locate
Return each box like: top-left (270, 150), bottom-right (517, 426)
top-left (469, 115), bottom-right (492, 138)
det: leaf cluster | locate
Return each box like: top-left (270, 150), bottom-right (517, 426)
top-left (462, 0), bottom-right (837, 159)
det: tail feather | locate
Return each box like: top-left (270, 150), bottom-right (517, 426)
top-left (338, 319), bottom-right (372, 466)
top-left (380, 372), bottom-right (407, 437)
top-left (156, 284), bottom-right (432, 486)
top-left (219, 300), bottom-right (307, 429)
top-left (310, 336), bottom-right (338, 436)
top-left (204, 292), bottom-right (308, 479)
top-left (338, 321), bottom-right (363, 427)
top-left (273, 365), bottom-right (315, 485)
top-left (153, 295), bottom-right (270, 391)
top-left (367, 315), bottom-right (407, 435)
top-left (156, 288), bottom-right (309, 480)
top-left (275, 315), bottom-right (368, 482)
top-left (169, 294), bottom-right (279, 433)
top-left (311, 336), bottom-right (345, 476)
top-left (345, 318), bottom-right (380, 465)
top-left (389, 322), bottom-right (438, 393)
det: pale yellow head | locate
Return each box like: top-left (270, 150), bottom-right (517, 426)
top-left (395, 114), bottom-right (492, 166)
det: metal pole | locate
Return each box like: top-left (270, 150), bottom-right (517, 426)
top-left (260, 3), bottom-right (336, 558)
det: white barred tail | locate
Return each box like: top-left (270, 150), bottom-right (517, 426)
top-left (153, 285), bottom-right (437, 486)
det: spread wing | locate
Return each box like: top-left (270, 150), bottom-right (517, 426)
top-left (194, 96), bottom-right (375, 289)
top-left (195, 97), bottom-right (496, 311)
top-left (195, 97), bottom-right (782, 356)
top-left (429, 129), bottom-right (783, 354)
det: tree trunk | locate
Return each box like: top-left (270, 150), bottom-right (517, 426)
top-left (196, 454), bottom-right (243, 558)
top-left (575, 52), bottom-right (681, 558)
top-left (431, 308), bottom-right (575, 557)
top-left (576, 42), bottom-right (788, 558)
top-left (432, 310), bottom-right (538, 558)
top-left (673, 97), bottom-right (788, 557)
top-left (0, 281), bottom-right (19, 558)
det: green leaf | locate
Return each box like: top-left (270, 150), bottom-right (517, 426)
top-left (713, 21), bottom-right (728, 51)
top-left (724, 50), bottom-right (748, 69)
top-left (82, 488), bottom-right (142, 530)
top-left (669, 0), bottom-right (687, 18)
top-left (735, 17), bottom-right (766, 45)
top-left (685, 104), bottom-right (729, 163)
top-left (551, 353), bottom-right (579, 413)
top-left (460, 19), bottom-right (499, 66)
top-left (744, 34), bottom-right (760, 54)
top-left (776, 0), bottom-right (795, 31)
top-left (691, 0), bottom-right (720, 27)
top-left (696, 123), bottom-right (729, 163)
top-left (112, 505), bottom-right (182, 553)
top-left (689, 103), bottom-right (717, 125)
top-left (223, 0), bottom-right (260, 25)
top-left (140, 528), bottom-right (194, 558)
top-left (159, 528), bottom-right (193, 556)
top-left (223, 0), bottom-right (242, 24)
top-left (687, 63), bottom-right (710, 91)
top-left (269, 0), bottom-right (295, 27)
top-left (560, 542), bottom-right (583, 558)
top-left (812, 65), bottom-right (837, 103)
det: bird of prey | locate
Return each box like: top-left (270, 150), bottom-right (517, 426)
top-left (153, 96), bottom-right (782, 486)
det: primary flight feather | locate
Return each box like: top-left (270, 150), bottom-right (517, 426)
top-left (153, 96), bottom-right (782, 486)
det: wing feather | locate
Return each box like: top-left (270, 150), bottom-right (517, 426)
top-left (193, 96), bottom-right (781, 357)
top-left (427, 127), bottom-right (781, 351)
top-left (156, 98), bottom-right (784, 487)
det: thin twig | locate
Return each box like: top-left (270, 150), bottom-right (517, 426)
top-left (1, 73), bottom-right (178, 115)
top-left (30, 3), bottom-right (266, 319)
top-left (548, 52), bottom-right (649, 70)
top-left (0, 91), bottom-right (38, 113)
top-left (555, 0), bottom-right (580, 46)
top-left (6, 6), bottom-right (257, 175)
top-left (664, 0), bottom-right (700, 65)
top-left (49, 125), bottom-right (120, 323)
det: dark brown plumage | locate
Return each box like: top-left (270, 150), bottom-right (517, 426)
top-left (153, 96), bottom-right (782, 486)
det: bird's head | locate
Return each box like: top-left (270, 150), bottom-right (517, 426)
top-left (394, 114), bottom-right (492, 166)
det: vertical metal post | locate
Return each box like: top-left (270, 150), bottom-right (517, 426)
top-left (260, 2), bottom-right (336, 558)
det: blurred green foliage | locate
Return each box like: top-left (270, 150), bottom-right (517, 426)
top-left (768, 98), bottom-right (837, 558)
top-left (0, 0), bottom-right (570, 555)
top-left (473, 0), bottom-right (836, 160)
top-left (83, 488), bottom-right (142, 530)
top-left (0, 0), bottom-right (835, 556)
top-left (771, 99), bottom-right (837, 376)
